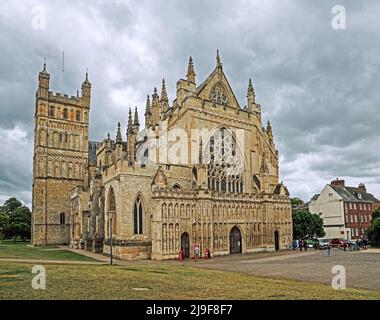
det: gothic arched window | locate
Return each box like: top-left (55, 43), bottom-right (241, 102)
top-left (107, 187), bottom-right (117, 236)
top-left (134, 196), bottom-right (143, 234)
top-left (204, 127), bottom-right (244, 194)
top-left (210, 84), bottom-right (228, 105)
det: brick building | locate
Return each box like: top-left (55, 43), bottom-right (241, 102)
top-left (310, 179), bottom-right (380, 240)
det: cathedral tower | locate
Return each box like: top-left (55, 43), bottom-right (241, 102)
top-left (32, 63), bottom-right (90, 245)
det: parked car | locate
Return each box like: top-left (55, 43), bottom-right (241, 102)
top-left (317, 239), bottom-right (330, 250)
top-left (305, 239), bottom-right (318, 248)
top-left (330, 238), bottom-right (350, 248)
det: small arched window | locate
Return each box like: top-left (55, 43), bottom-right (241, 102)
top-left (49, 106), bottom-right (55, 117)
top-left (134, 196), bottom-right (143, 234)
top-left (76, 111), bottom-right (81, 121)
top-left (60, 212), bottom-right (65, 225)
top-left (172, 184), bottom-right (182, 192)
top-left (63, 108), bottom-right (68, 119)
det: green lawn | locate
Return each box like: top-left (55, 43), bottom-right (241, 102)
top-left (0, 241), bottom-right (95, 262)
top-left (0, 261), bottom-right (379, 300)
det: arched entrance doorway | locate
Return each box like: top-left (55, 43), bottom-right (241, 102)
top-left (181, 232), bottom-right (190, 258)
top-left (274, 230), bottom-right (280, 251)
top-left (229, 226), bottom-right (242, 254)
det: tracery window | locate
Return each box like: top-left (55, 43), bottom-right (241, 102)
top-left (210, 84), bottom-right (228, 105)
top-left (204, 127), bottom-right (244, 193)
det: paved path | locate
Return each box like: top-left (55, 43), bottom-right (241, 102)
top-left (186, 248), bottom-right (380, 291)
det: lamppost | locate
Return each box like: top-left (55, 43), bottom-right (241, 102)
top-left (107, 211), bottom-right (114, 266)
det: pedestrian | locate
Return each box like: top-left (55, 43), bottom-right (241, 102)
top-left (313, 240), bottom-right (318, 251)
top-left (327, 245), bottom-right (331, 257)
top-left (304, 240), bottom-right (308, 251)
top-left (292, 240), bottom-right (297, 251)
top-left (299, 239), bottom-right (303, 251)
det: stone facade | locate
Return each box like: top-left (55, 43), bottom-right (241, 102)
top-left (32, 52), bottom-right (292, 259)
top-left (32, 62), bottom-right (90, 245)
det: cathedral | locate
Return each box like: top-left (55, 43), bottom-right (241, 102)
top-left (32, 51), bottom-right (292, 260)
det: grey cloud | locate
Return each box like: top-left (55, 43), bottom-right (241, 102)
top-left (0, 0), bottom-right (379, 206)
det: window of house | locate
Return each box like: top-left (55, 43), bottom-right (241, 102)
top-left (349, 203), bottom-right (352, 209)
top-left (350, 215), bottom-right (353, 223)
top-left (364, 215), bottom-right (368, 223)
top-left (60, 212), bottom-right (65, 225)
top-left (354, 215), bottom-right (358, 223)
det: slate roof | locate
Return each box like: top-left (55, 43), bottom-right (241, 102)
top-left (311, 194), bottom-right (320, 201)
top-left (331, 185), bottom-right (380, 203)
top-left (88, 141), bottom-right (100, 165)
top-left (346, 186), bottom-right (380, 203)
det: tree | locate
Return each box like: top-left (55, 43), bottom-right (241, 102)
top-left (0, 197), bottom-right (31, 241)
top-left (2, 198), bottom-right (23, 216)
top-left (291, 198), bottom-right (305, 208)
top-left (292, 209), bottom-right (325, 240)
top-left (367, 208), bottom-right (380, 247)
top-left (0, 210), bottom-right (9, 239)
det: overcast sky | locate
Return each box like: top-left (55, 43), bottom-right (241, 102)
top-left (0, 0), bottom-right (379, 207)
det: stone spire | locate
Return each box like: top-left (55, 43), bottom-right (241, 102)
top-left (127, 108), bottom-right (133, 134)
top-left (266, 120), bottom-right (273, 140)
top-left (81, 69), bottom-right (91, 108)
top-left (38, 59), bottom-right (50, 99)
top-left (160, 79), bottom-right (169, 116)
top-left (247, 78), bottom-right (256, 112)
top-left (216, 49), bottom-right (222, 69)
top-left (133, 106), bottom-right (140, 131)
top-left (127, 107), bottom-right (136, 164)
top-left (161, 79), bottom-right (168, 102)
top-left (152, 87), bottom-right (160, 126)
top-left (116, 122), bottom-right (122, 143)
top-left (145, 95), bottom-right (152, 128)
top-left (186, 56), bottom-right (196, 84)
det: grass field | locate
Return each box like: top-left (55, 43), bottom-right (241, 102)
top-left (0, 240), bottom-right (95, 262)
top-left (0, 241), bottom-right (379, 300)
top-left (1, 261), bottom-right (380, 300)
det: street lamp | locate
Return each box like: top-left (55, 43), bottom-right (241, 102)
top-left (107, 211), bottom-right (114, 266)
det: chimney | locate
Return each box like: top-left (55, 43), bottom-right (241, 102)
top-left (358, 183), bottom-right (367, 194)
top-left (331, 178), bottom-right (345, 188)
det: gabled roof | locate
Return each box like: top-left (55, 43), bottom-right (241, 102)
top-left (345, 186), bottom-right (380, 203)
top-left (330, 185), bottom-right (379, 203)
top-left (196, 65), bottom-right (242, 109)
top-left (311, 194), bottom-right (320, 201)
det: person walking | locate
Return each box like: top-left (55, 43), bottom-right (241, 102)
top-left (303, 240), bottom-right (308, 251)
top-left (292, 240), bottom-right (297, 251)
top-left (313, 240), bottom-right (318, 251)
top-left (299, 239), bottom-right (303, 251)
top-left (327, 244), bottom-right (331, 257)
